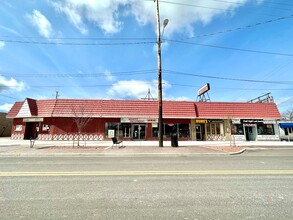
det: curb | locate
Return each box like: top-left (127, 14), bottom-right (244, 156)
top-left (228, 148), bottom-right (247, 155)
top-left (0, 150), bottom-right (246, 157)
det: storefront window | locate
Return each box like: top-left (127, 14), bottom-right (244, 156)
top-left (284, 128), bottom-right (293, 135)
top-left (164, 124), bottom-right (177, 138)
top-left (206, 123), bottom-right (210, 134)
top-left (207, 123), bottom-right (223, 135)
top-left (152, 123), bottom-right (158, 138)
top-left (15, 125), bottom-right (22, 131)
top-left (157, 123), bottom-right (190, 138)
top-left (178, 124), bottom-right (190, 138)
top-left (257, 124), bottom-right (275, 135)
top-left (231, 124), bottom-right (244, 135)
top-left (119, 123), bottom-right (131, 138)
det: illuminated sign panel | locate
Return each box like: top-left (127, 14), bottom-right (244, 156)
top-left (198, 83), bottom-right (210, 96)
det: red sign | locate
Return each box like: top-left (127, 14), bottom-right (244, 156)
top-left (198, 83), bottom-right (210, 96)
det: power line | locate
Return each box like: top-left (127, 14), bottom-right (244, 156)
top-left (278, 97), bottom-right (293, 105)
top-left (0, 94), bottom-right (19, 100)
top-left (1, 13), bottom-right (291, 45)
top-left (165, 69), bottom-right (293, 85)
top-left (2, 13), bottom-right (292, 42)
top-left (2, 68), bottom-right (293, 85)
top-left (0, 39), bottom-right (156, 46)
top-left (2, 83), bottom-right (293, 90)
top-left (211, 0), bottom-right (293, 7)
top-left (167, 39), bottom-right (293, 57)
top-left (179, 14), bottom-right (293, 40)
top-left (149, 0), bottom-right (293, 12)
top-left (2, 36), bottom-right (292, 57)
top-left (170, 83), bottom-right (293, 90)
top-left (0, 36), bottom-right (156, 41)
top-left (0, 69), bottom-right (156, 78)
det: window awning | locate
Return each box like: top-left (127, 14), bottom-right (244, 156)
top-left (279, 123), bottom-right (293, 128)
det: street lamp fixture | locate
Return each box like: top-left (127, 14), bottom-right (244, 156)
top-left (155, 0), bottom-right (168, 147)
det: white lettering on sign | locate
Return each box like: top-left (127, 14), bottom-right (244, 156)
top-left (121, 118), bottom-right (158, 123)
top-left (23, 117), bottom-right (44, 122)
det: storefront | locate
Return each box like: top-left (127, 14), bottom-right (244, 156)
top-left (231, 119), bottom-right (279, 141)
top-left (7, 98), bottom-right (282, 142)
top-left (278, 121), bottom-right (293, 141)
top-left (105, 118), bottom-right (191, 141)
top-left (191, 119), bottom-right (226, 141)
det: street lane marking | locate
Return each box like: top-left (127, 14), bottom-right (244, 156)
top-left (1, 170), bottom-right (293, 176)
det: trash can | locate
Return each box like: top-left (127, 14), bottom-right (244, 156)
top-left (171, 132), bottom-right (178, 147)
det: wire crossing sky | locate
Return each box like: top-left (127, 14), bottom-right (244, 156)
top-left (0, 0), bottom-right (293, 113)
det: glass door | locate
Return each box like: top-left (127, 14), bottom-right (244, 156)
top-left (195, 124), bottom-right (202, 141)
top-left (132, 124), bottom-right (146, 140)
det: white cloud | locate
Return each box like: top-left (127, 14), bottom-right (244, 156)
top-left (0, 41), bottom-right (5, 49)
top-left (0, 75), bottom-right (26, 92)
top-left (50, 0), bottom-right (252, 36)
top-left (167, 96), bottom-right (191, 101)
top-left (51, 0), bottom-right (128, 34)
top-left (107, 79), bottom-right (157, 99)
top-left (106, 79), bottom-right (173, 100)
top-left (26, 10), bottom-right (53, 38)
top-left (104, 70), bottom-right (115, 81)
top-left (137, 0), bottom-right (254, 37)
top-left (0, 103), bottom-right (13, 112)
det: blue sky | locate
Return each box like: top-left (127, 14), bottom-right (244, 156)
top-left (0, 0), bottom-right (293, 114)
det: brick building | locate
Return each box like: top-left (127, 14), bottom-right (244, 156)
top-left (7, 98), bottom-right (281, 142)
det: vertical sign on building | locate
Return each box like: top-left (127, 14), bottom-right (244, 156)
top-left (108, 129), bottom-right (115, 138)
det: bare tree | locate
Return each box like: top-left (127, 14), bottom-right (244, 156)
top-left (72, 106), bottom-right (92, 146)
top-left (282, 109), bottom-right (293, 120)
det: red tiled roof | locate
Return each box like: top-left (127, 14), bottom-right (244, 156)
top-left (6, 98), bottom-right (282, 119)
top-left (194, 102), bottom-right (281, 119)
top-left (6, 102), bottom-right (23, 118)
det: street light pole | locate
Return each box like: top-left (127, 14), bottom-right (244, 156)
top-left (155, 0), bottom-right (168, 147)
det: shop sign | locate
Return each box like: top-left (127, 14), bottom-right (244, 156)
top-left (121, 117), bottom-right (158, 123)
top-left (241, 119), bottom-right (263, 124)
top-left (23, 117), bottom-right (44, 122)
top-left (232, 119), bottom-right (241, 124)
top-left (198, 83), bottom-right (210, 96)
top-left (108, 129), bottom-right (115, 138)
top-left (263, 120), bottom-right (276, 124)
top-left (209, 119), bottom-right (223, 123)
top-left (195, 119), bottom-right (208, 124)
top-left (244, 124), bottom-right (255, 127)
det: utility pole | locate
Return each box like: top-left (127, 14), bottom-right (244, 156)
top-left (55, 91), bottom-right (60, 99)
top-left (155, 0), bottom-right (163, 147)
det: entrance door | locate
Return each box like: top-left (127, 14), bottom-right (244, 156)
top-left (133, 124), bottom-right (146, 140)
top-left (195, 124), bottom-right (202, 141)
top-left (24, 122), bottom-right (39, 140)
top-left (245, 126), bottom-right (256, 141)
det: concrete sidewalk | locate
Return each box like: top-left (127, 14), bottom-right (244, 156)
top-left (0, 137), bottom-right (292, 156)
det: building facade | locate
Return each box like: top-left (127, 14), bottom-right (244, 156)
top-left (7, 98), bottom-right (282, 142)
top-left (278, 121), bottom-right (293, 141)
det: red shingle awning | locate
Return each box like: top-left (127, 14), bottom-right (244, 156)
top-left (6, 98), bottom-right (282, 120)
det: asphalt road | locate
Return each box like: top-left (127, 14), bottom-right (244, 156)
top-left (1, 149), bottom-right (293, 219)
